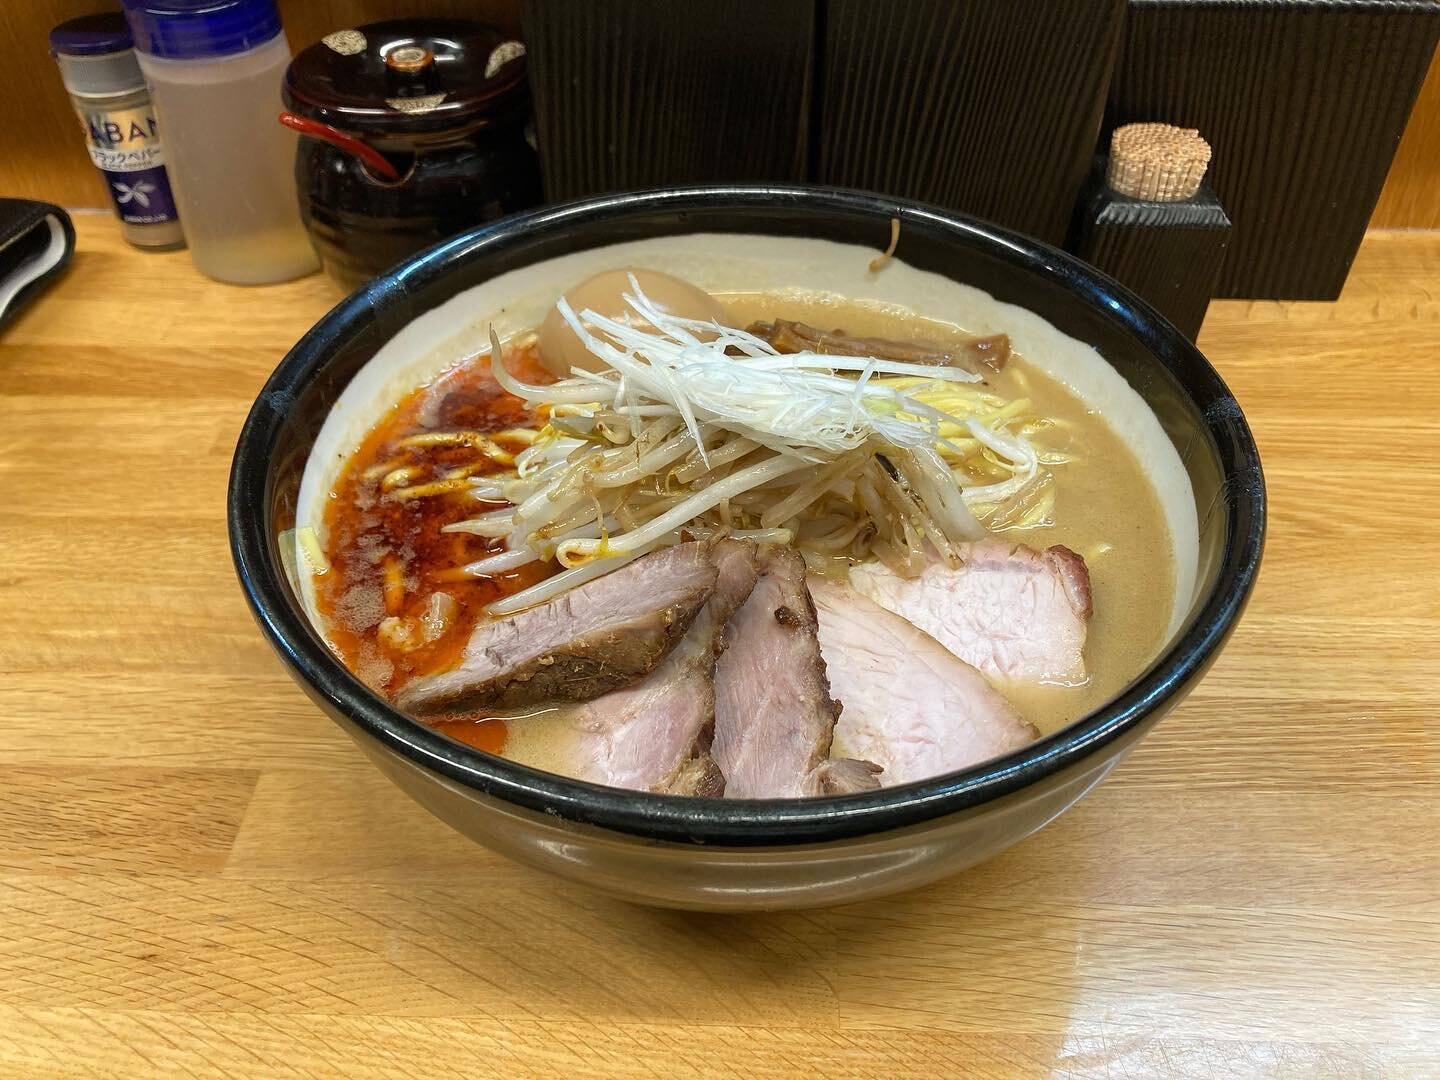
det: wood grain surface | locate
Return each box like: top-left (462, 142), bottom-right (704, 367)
top-left (2, 217), bottom-right (1439, 1078)
top-left (1372, 40), bottom-right (1440, 229)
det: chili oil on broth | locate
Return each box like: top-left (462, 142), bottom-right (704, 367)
top-left (310, 341), bottom-right (558, 756)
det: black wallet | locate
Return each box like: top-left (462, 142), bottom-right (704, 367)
top-left (0, 199), bottom-right (76, 332)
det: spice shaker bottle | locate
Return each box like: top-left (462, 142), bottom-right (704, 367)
top-left (49, 13), bottom-right (184, 251)
top-left (120, 0), bottom-right (318, 284)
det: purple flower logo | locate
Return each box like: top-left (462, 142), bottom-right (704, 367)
top-left (114, 179), bottom-right (157, 208)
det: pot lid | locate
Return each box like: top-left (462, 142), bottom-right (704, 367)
top-left (283, 18), bottom-right (527, 136)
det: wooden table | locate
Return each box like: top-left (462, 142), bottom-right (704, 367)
top-left (3, 216), bottom-right (1437, 1078)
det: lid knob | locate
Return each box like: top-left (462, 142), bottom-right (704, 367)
top-left (385, 44), bottom-right (433, 73)
top-left (283, 18), bottom-right (529, 137)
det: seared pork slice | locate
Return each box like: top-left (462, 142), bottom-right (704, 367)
top-left (848, 539), bottom-right (1093, 682)
top-left (812, 579), bottom-right (1038, 786)
top-left (812, 757), bottom-right (884, 794)
top-left (396, 542), bottom-right (718, 715)
top-left (554, 540), bottom-right (761, 795)
top-left (712, 547), bottom-right (875, 798)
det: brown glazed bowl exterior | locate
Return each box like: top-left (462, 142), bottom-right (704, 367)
top-left (229, 186), bottom-right (1264, 910)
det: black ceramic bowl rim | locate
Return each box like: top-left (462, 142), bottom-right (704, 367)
top-left (229, 185), bottom-right (1264, 848)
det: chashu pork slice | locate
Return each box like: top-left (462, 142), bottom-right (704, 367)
top-left (553, 540), bottom-right (761, 795)
top-left (811, 578), bottom-right (1038, 787)
top-left (848, 538), bottom-right (1093, 682)
top-left (396, 542), bottom-right (718, 715)
top-left (713, 546), bottom-right (881, 798)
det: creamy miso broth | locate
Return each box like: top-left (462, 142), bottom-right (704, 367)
top-left (310, 272), bottom-right (1178, 794)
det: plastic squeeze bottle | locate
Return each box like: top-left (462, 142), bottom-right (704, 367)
top-left (121, 0), bottom-right (319, 283)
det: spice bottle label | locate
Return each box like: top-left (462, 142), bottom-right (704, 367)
top-left (74, 103), bottom-right (179, 226)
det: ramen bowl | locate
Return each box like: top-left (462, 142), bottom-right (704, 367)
top-left (228, 186), bottom-right (1263, 911)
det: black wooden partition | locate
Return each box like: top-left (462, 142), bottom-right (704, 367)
top-left (521, 0), bottom-right (1439, 301)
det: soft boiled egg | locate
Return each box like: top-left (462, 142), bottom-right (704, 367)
top-left (536, 268), bottom-right (728, 376)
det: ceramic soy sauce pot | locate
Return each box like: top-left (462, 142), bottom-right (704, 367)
top-left (281, 19), bottom-right (541, 292)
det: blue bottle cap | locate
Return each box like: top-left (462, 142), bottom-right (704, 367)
top-left (50, 13), bottom-right (135, 57)
top-left (120, 0), bottom-right (282, 61)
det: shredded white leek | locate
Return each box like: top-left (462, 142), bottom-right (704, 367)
top-left (440, 276), bottom-right (1055, 610)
